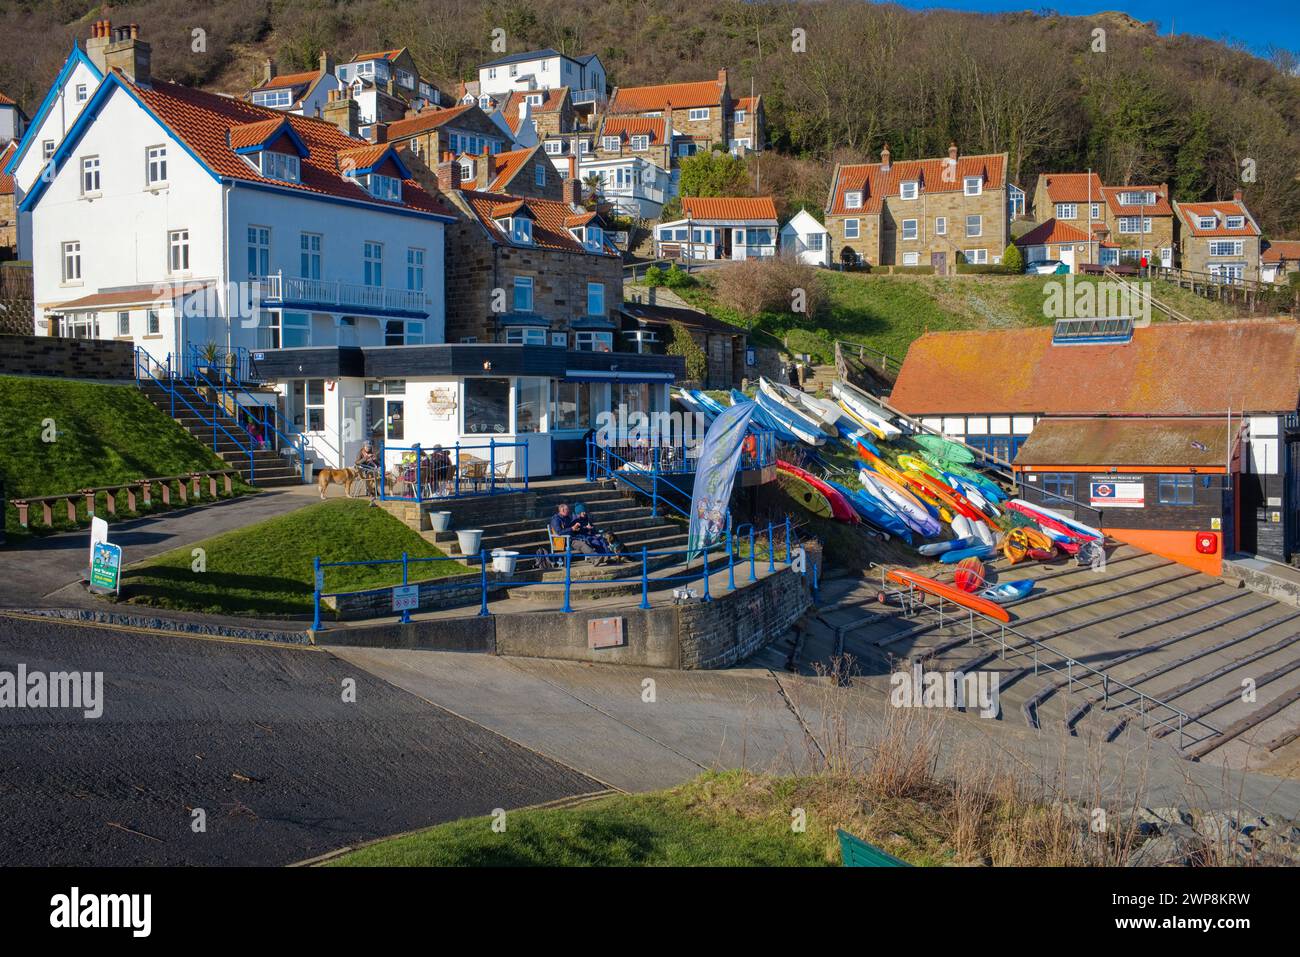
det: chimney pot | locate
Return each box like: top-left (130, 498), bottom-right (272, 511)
top-left (880, 142), bottom-right (891, 170)
top-left (436, 160), bottom-right (462, 193)
top-left (1233, 188), bottom-right (1244, 202)
top-left (949, 142), bottom-right (958, 162)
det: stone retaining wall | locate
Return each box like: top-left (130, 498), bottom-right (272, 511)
top-left (0, 335), bottom-right (135, 380)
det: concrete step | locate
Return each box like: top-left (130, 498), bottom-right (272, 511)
top-left (430, 508), bottom-right (669, 547)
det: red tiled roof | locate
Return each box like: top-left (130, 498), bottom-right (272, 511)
top-left (1039, 172), bottom-right (1104, 204)
top-left (1015, 218), bottom-right (1092, 247)
top-left (1263, 240), bottom-right (1300, 263)
top-left (735, 96), bottom-right (759, 112)
top-left (1177, 200), bottom-right (1260, 237)
top-left (890, 320), bottom-right (1300, 417)
top-left (1101, 185), bottom-right (1172, 216)
top-left (251, 69), bottom-right (320, 94)
top-left (829, 152), bottom-right (1007, 215)
top-left (564, 211), bottom-right (597, 227)
top-left (499, 87), bottom-right (568, 133)
top-left (228, 117), bottom-right (291, 151)
top-left (610, 78), bottom-right (723, 113)
top-left (599, 116), bottom-right (665, 143)
top-left (458, 189), bottom-right (612, 255)
top-left (385, 104), bottom-right (474, 139)
top-left (0, 91), bottom-right (17, 106)
top-left (0, 142), bottom-right (15, 194)
top-left (353, 49), bottom-right (403, 62)
top-left (127, 77), bottom-right (453, 216)
top-left (48, 283), bottom-right (206, 311)
top-left (681, 196), bottom-right (777, 222)
top-left (485, 147), bottom-right (537, 191)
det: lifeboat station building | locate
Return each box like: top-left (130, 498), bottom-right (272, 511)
top-left (889, 319), bottom-right (1300, 574)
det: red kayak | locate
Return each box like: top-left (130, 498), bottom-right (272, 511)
top-left (906, 470), bottom-right (992, 526)
top-left (887, 568), bottom-right (1012, 623)
top-left (777, 460), bottom-right (858, 523)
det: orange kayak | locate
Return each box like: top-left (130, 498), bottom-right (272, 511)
top-left (906, 470), bottom-right (991, 525)
top-left (887, 568), bottom-right (1012, 623)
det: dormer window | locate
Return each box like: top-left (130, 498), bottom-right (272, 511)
top-left (1120, 190), bottom-right (1156, 206)
top-left (844, 190), bottom-right (863, 209)
top-left (479, 95), bottom-right (490, 109)
top-left (630, 135), bottom-right (649, 151)
top-left (602, 136), bottom-right (620, 152)
top-left (1198, 216), bottom-right (1216, 229)
top-left (260, 151), bottom-right (301, 183)
top-left (497, 217), bottom-right (533, 244)
top-left (367, 173), bottom-right (402, 203)
top-left (1226, 216), bottom-right (1244, 229)
top-left (571, 224), bottom-right (603, 251)
top-left (899, 181), bottom-right (918, 200)
top-left (527, 93), bottom-right (544, 106)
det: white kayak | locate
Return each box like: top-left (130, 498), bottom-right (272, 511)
top-left (859, 468), bottom-right (941, 538)
top-left (759, 377), bottom-right (838, 436)
top-left (832, 380), bottom-right (902, 440)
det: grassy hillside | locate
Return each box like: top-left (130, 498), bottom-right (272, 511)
top-left (120, 499), bottom-right (459, 617)
top-left (0, 375), bottom-right (245, 540)
top-left (681, 272), bottom-right (1252, 366)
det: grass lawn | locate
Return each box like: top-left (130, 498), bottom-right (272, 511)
top-left (331, 772), bottom-right (836, 867)
top-left (0, 375), bottom-right (248, 542)
top-left (120, 499), bottom-right (460, 617)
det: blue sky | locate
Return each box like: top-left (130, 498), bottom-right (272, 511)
top-left (893, 2), bottom-right (1298, 56)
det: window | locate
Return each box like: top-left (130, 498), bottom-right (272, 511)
top-left (116, 311), bottom-right (130, 336)
top-left (146, 145), bottom-right (167, 185)
top-left (844, 191), bottom-right (863, 209)
top-left (368, 174), bottom-right (401, 202)
top-left (509, 217), bottom-right (533, 244)
top-left (1090, 203), bottom-right (1101, 220)
top-left (406, 247), bottom-right (424, 291)
top-left (900, 181), bottom-right (918, 200)
top-left (734, 110), bottom-right (747, 124)
top-left (1209, 240), bottom-right (1244, 257)
top-left (304, 379), bottom-right (326, 432)
top-left (534, 164), bottom-right (546, 187)
top-left (459, 159), bottom-right (474, 181)
top-left (363, 241), bottom-right (383, 286)
top-left (587, 282), bottom-right (605, 316)
top-left (505, 327), bottom-right (547, 345)
top-left (515, 378), bottom-right (547, 433)
top-left (965, 214), bottom-right (982, 238)
top-left (688, 107), bottom-right (709, 121)
top-left (147, 309), bottom-right (160, 335)
top-left (844, 218), bottom-right (860, 239)
top-left (935, 216), bottom-right (947, 236)
top-left (963, 176), bottom-right (982, 196)
top-left (964, 249), bottom-right (988, 264)
top-left (551, 381), bottom-right (592, 430)
top-left (42, 140), bottom-right (54, 161)
top-left (1226, 216), bottom-right (1244, 229)
top-left (806, 233), bottom-right (823, 251)
top-left (902, 252), bottom-right (919, 266)
top-left (513, 276), bottom-right (534, 312)
top-left (168, 229), bottom-right (189, 273)
top-left (61, 241), bottom-right (81, 282)
top-left (901, 219), bottom-right (918, 241)
top-left (1040, 473), bottom-right (1076, 503)
top-left (1157, 475), bottom-right (1194, 505)
top-left (602, 136), bottom-right (620, 152)
top-left (80, 156), bottom-right (100, 194)
top-left (1198, 216), bottom-right (1216, 230)
top-left (247, 226), bottom-right (270, 277)
top-left (1118, 216), bottom-right (1141, 234)
top-left (1099, 247), bottom-right (1119, 266)
top-left (464, 378), bottom-right (511, 435)
top-left (384, 320), bottom-right (409, 347)
top-left (574, 331), bottom-right (612, 352)
top-left (300, 232), bottom-right (321, 280)
top-left (1055, 203), bottom-right (1077, 220)
top-left (630, 135), bottom-right (649, 151)
top-left (1120, 191), bottom-right (1156, 206)
top-left (544, 140), bottom-right (564, 155)
top-left (578, 140), bottom-right (590, 154)
top-left (261, 151), bottom-right (300, 183)
top-left (252, 89), bottom-right (292, 108)
top-left (75, 83), bottom-right (88, 103)
top-left (396, 69), bottom-right (414, 89)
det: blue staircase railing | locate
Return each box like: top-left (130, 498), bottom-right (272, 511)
top-left (134, 347), bottom-right (258, 484)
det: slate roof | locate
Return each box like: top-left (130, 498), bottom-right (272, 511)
top-left (1013, 417), bottom-right (1229, 468)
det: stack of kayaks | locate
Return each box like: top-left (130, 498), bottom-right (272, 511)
top-left (750, 383), bottom-right (829, 446)
top-left (1006, 500), bottom-right (1103, 544)
top-left (777, 460), bottom-right (857, 523)
top-left (832, 380), bottom-right (903, 440)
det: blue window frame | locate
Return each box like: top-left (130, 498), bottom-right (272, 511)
top-left (1039, 472), bottom-right (1076, 504)
top-left (1158, 474), bottom-right (1194, 505)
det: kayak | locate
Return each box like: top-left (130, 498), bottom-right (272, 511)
top-left (980, 579), bottom-right (1034, 604)
top-left (838, 403), bottom-right (888, 441)
top-left (917, 536), bottom-right (979, 557)
top-left (1001, 526), bottom-right (1057, 564)
top-left (777, 471), bottom-right (833, 518)
top-left (859, 469), bottom-right (941, 538)
top-left (837, 422), bottom-right (880, 458)
top-left (832, 380), bottom-right (903, 439)
top-left (953, 556), bottom-right (987, 592)
top-left (940, 543), bottom-right (996, 564)
top-left (897, 453), bottom-right (946, 481)
top-left (940, 460), bottom-right (1007, 501)
top-left (755, 389), bottom-right (828, 446)
top-left (674, 389), bottom-right (715, 423)
top-left (731, 391), bottom-right (801, 444)
top-left (905, 470), bottom-right (991, 525)
top-left (829, 479), bottom-right (911, 544)
top-left (887, 568), bottom-right (1012, 623)
top-left (1006, 499), bottom-right (1103, 543)
top-left (759, 378), bottom-right (838, 437)
top-left (777, 460), bottom-right (857, 523)
top-left (913, 433), bottom-right (976, 465)
top-left (971, 519), bottom-right (996, 547)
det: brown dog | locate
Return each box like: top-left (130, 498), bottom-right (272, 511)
top-left (317, 467), bottom-right (358, 499)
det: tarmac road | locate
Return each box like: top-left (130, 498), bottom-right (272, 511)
top-left (0, 615), bottom-right (601, 866)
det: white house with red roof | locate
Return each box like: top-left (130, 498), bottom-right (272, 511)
top-left (1173, 192), bottom-right (1262, 283)
top-left (654, 197), bottom-right (778, 261)
top-left (247, 53), bottom-right (339, 117)
top-left (0, 90), bottom-right (28, 146)
top-left (1262, 240), bottom-right (1300, 285)
top-left (476, 48), bottom-right (606, 110)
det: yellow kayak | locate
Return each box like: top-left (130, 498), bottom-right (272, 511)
top-left (897, 454), bottom-right (946, 482)
top-left (838, 401), bottom-right (887, 440)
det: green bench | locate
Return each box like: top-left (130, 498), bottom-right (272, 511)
top-left (837, 829), bottom-right (911, 867)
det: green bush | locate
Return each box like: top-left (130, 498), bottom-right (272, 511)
top-left (1288, 271), bottom-right (1300, 290)
top-left (891, 265), bottom-right (935, 275)
top-left (644, 265), bottom-right (666, 287)
top-left (1000, 243), bottom-right (1024, 274)
top-left (666, 321), bottom-right (709, 382)
top-left (663, 264), bottom-right (698, 289)
top-left (956, 263), bottom-right (1006, 274)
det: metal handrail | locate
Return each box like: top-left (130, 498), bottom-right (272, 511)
top-left (135, 347), bottom-right (257, 483)
top-left (876, 565), bottom-right (1218, 747)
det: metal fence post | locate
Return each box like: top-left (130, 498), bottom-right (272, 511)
top-left (400, 551), bottom-right (411, 624)
top-left (562, 537), bottom-right (573, 613)
top-left (702, 543), bottom-right (711, 602)
top-left (523, 441), bottom-right (529, 491)
top-left (785, 517), bottom-right (791, 564)
top-left (726, 522), bottom-right (736, 591)
top-left (312, 556), bottom-right (322, 631)
top-left (749, 526), bottom-right (757, 582)
top-left (640, 546), bottom-right (650, 609)
top-left (489, 438), bottom-right (496, 494)
top-left (478, 548), bottom-right (489, 617)
top-left (454, 441), bottom-right (461, 497)
top-left (767, 521), bottom-right (775, 573)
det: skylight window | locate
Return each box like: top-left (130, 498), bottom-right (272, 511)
top-left (1051, 316), bottom-right (1134, 345)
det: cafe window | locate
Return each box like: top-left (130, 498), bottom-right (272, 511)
top-left (574, 331), bottom-right (612, 352)
top-left (551, 381), bottom-right (592, 431)
top-left (505, 326), bottom-right (547, 345)
top-left (1158, 474), bottom-right (1194, 505)
top-left (463, 377), bottom-right (511, 435)
top-left (291, 379), bottom-right (327, 432)
top-left (515, 378), bottom-right (547, 433)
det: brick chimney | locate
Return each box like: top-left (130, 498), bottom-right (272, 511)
top-left (435, 159), bottom-right (461, 193)
top-left (475, 150), bottom-right (493, 190)
top-left (319, 51), bottom-right (334, 76)
top-left (323, 90), bottom-right (359, 137)
top-left (1233, 188), bottom-right (1244, 202)
top-left (880, 143), bottom-right (890, 172)
top-left (263, 58), bottom-right (277, 84)
top-left (86, 19), bottom-right (113, 74)
top-left (104, 23), bottom-right (151, 87)
top-left (568, 154), bottom-right (577, 183)
top-left (717, 67), bottom-right (728, 89)
top-left (948, 142), bottom-right (959, 162)
top-left (369, 123), bottom-right (388, 144)
top-left (563, 168), bottom-right (582, 208)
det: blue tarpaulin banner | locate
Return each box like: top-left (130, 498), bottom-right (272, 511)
top-left (687, 400), bottom-right (756, 560)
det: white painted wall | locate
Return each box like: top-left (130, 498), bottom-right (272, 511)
top-left (779, 210), bottom-right (830, 266)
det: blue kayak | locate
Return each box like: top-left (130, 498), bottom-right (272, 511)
top-left (939, 544), bottom-right (996, 564)
top-left (980, 579), bottom-right (1034, 603)
top-left (836, 421), bottom-right (880, 458)
top-left (754, 389), bottom-right (828, 446)
top-left (917, 536), bottom-right (979, 557)
top-left (827, 479), bottom-right (912, 544)
top-left (731, 391), bottom-right (801, 444)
